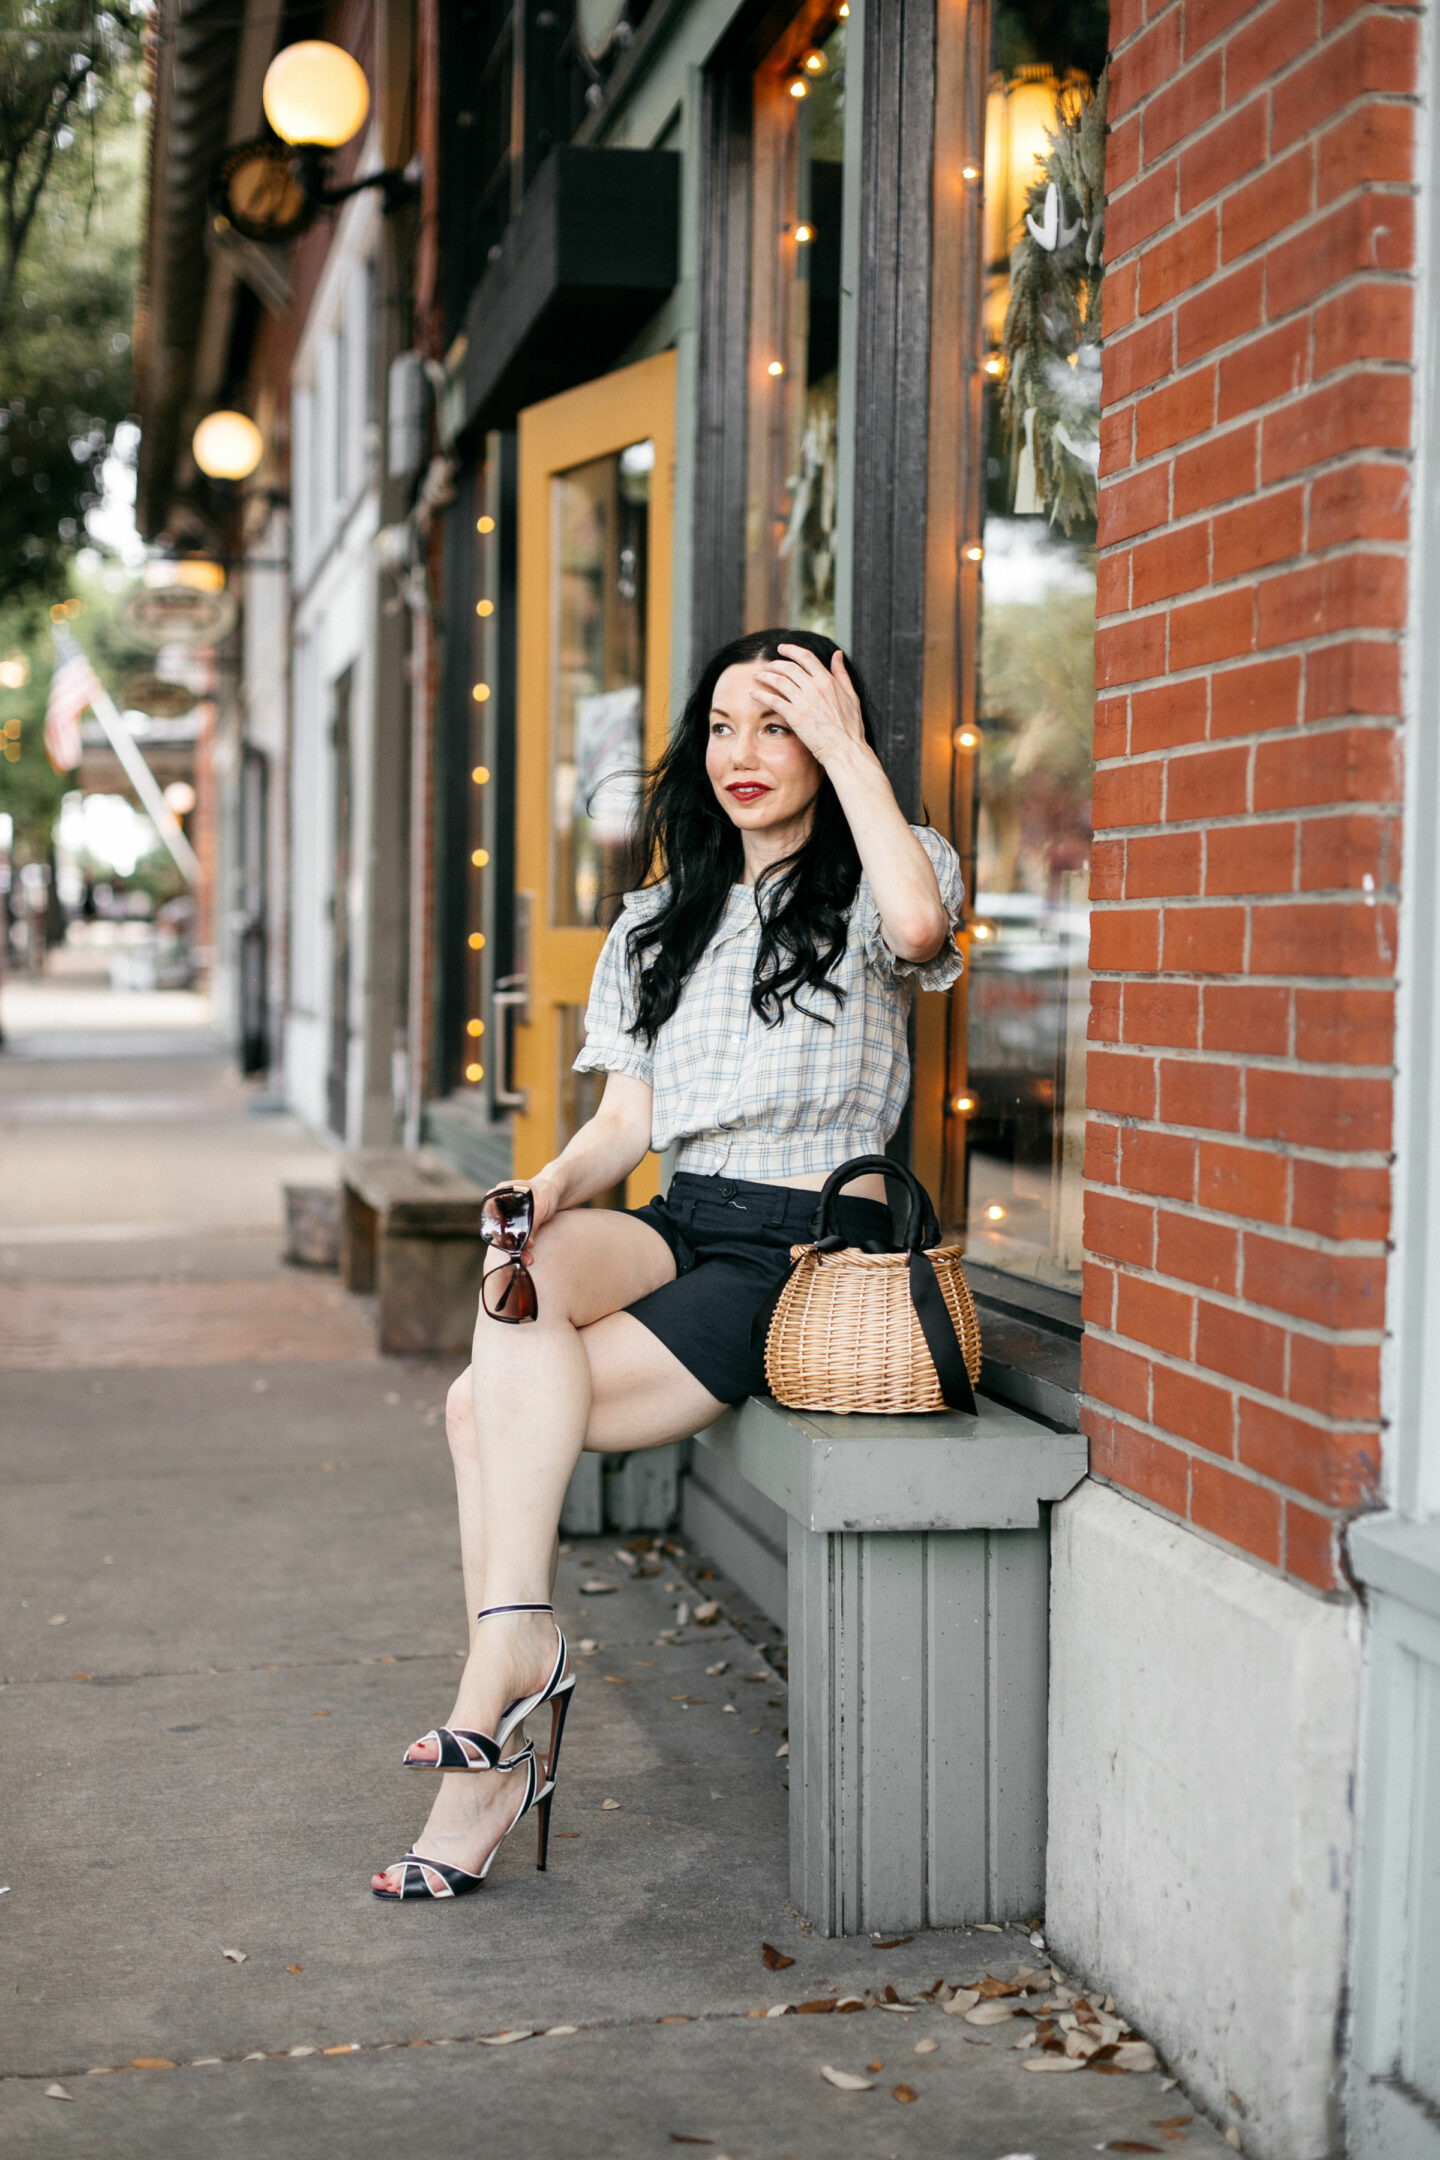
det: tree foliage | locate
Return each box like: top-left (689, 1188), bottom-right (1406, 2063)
top-left (0, 2), bottom-right (146, 606)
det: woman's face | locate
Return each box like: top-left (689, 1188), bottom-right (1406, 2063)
top-left (705, 660), bottom-right (824, 836)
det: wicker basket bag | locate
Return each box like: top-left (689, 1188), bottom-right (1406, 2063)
top-left (762, 1155), bottom-right (982, 1416)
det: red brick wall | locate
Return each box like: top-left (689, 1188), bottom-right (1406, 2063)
top-left (1084, 0), bottom-right (1419, 1593)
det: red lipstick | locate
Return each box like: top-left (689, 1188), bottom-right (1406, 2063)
top-left (726, 782), bottom-right (770, 802)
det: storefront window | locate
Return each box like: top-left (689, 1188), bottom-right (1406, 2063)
top-left (745, 5), bottom-right (848, 635)
top-left (964, 5), bottom-right (1107, 1292)
top-left (551, 440), bottom-right (652, 929)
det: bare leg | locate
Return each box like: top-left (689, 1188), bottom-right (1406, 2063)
top-left (372, 1212), bottom-right (723, 1893)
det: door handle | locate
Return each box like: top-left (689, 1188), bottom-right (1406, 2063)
top-left (492, 976), bottom-right (528, 1111)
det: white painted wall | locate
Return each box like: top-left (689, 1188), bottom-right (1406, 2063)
top-left (1047, 1482), bottom-right (1361, 2160)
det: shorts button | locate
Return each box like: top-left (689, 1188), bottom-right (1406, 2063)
top-left (719, 1180), bottom-right (737, 1199)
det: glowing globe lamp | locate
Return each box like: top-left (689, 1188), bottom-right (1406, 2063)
top-left (263, 41), bottom-right (370, 150)
top-left (192, 410), bottom-right (263, 481)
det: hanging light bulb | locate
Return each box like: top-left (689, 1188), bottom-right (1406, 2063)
top-left (191, 410), bottom-right (263, 480)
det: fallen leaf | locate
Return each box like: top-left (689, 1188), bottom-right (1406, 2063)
top-left (866, 2061), bottom-right (884, 2073)
top-left (975, 1922), bottom-right (1003, 1933)
top-left (601, 1798), bottom-right (621, 1809)
top-left (1225, 2134), bottom-right (1242, 2153)
top-left (545, 2025), bottom-right (578, 2035)
top-left (775, 1741), bottom-right (790, 1758)
top-left (914, 2037), bottom-right (940, 2055)
top-left (556, 1831), bottom-right (581, 1840)
top-left (602, 1675), bottom-right (630, 1684)
top-left (45, 2084), bottom-right (72, 2100)
top-left (288, 2045), bottom-right (317, 2057)
top-left (977, 1976), bottom-right (1021, 1998)
top-left (191, 2059), bottom-right (223, 2067)
top-left (477, 2030), bottom-right (533, 2046)
top-left (964, 2001), bottom-right (1016, 2026)
top-left (669, 2137), bottom-right (713, 2146)
top-left (313, 1708), bottom-right (330, 1717)
top-left (47, 1615), bottom-right (66, 1626)
top-left (658, 2016), bottom-right (691, 2025)
top-left (578, 1639), bottom-right (597, 1652)
top-left (286, 1965), bottom-right (303, 1975)
top-left (672, 1695), bottom-right (706, 1706)
top-left (243, 2051), bottom-right (267, 2061)
top-left (765, 2004), bottom-right (789, 2017)
top-left (873, 1936), bottom-right (913, 1949)
top-left (131, 2058), bottom-right (177, 2069)
top-left (706, 1661), bottom-right (729, 1676)
top-left (1023, 2055), bottom-right (1085, 2072)
top-left (1012, 2030), bottom-right (1038, 2050)
top-left (942, 1989), bottom-right (981, 2017)
top-left (835, 1997), bottom-right (865, 2013)
top-left (1159, 2078), bottom-right (1180, 2093)
top-left (580, 1581), bottom-right (617, 1595)
top-left (762, 1943), bottom-right (795, 1971)
top-left (71, 1672), bottom-right (92, 1681)
top-left (820, 2065), bottom-right (874, 2091)
top-left (1153, 2120), bottom-right (1192, 2132)
top-left (1114, 2041), bottom-right (1160, 2073)
top-left (892, 2084), bottom-right (917, 2103)
top-left (675, 1602), bottom-right (691, 1625)
top-left (222, 1948), bottom-right (247, 1963)
top-left (323, 2045), bottom-right (357, 2055)
top-left (722, 1704), bottom-right (738, 1713)
top-left (693, 1601), bottom-right (721, 1622)
top-left (797, 1998), bottom-right (838, 2014)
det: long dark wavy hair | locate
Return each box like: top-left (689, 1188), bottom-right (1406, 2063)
top-left (623, 628), bottom-right (881, 1046)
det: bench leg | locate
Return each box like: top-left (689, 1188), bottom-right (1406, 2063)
top-left (788, 1518), bottom-right (1050, 1937)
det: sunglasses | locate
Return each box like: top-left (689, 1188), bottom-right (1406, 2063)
top-left (480, 1185), bottom-right (539, 1323)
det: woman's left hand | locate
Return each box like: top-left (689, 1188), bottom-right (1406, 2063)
top-left (752, 644), bottom-right (871, 770)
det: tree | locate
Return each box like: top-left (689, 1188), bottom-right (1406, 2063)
top-left (0, 2), bottom-right (146, 605)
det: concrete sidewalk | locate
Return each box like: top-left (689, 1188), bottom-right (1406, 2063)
top-left (0, 969), bottom-right (1227, 2159)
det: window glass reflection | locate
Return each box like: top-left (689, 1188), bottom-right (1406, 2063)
top-left (966, 9), bottom-right (1106, 1292)
top-left (746, 11), bottom-right (847, 636)
top-left (552, 441), bottom-right (651, 929)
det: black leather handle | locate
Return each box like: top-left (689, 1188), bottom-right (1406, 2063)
top-left (809, 1154), bottom-right (940, 1253)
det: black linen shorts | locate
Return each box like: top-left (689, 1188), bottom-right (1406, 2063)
top-left (622, 1170), bottom-right (894, 1405)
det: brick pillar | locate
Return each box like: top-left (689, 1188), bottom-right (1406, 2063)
top-left (1084, 0), bottom-right (1418, 1592)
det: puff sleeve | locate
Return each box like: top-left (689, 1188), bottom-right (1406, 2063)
top-left (854, 825), bottom-right (966, 991)
top-left (571, 888), bottom-right (663, 1083)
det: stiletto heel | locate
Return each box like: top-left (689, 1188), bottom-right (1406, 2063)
top-left (545, 1684), bottom-right (573, 1784)
top-left (535, 1786), bottom-right (554, 1872)
top-left (372, 1742), bottom-right (552, 1901)
top-left (403, 1601), bottom-right (577, 1772)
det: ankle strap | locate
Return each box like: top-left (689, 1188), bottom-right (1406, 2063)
top-left (476, 1602), bottom-right (554, 1619)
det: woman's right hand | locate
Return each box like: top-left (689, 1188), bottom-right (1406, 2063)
top-left (483, 1172), bottom-right (561, 1263)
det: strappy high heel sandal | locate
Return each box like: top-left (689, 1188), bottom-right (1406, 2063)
top-left (371, 1741), bottom-right (557, 1901)
top-left (402, 1602), bottom-right (576, 1776)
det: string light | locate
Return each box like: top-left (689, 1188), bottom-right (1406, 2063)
top-left (468, 932), bottom-right (485, 951)
top-left (476, 598), bottom-right (494, 617)
top-left (803, 49), bottom-right (825, 72)
top-left (964, 544), bottom-right (984, 562)
top-left (986, 1203), bottom-right (1007, 1222)
top-left (472, 765), bottom-right (490, 784)
top-left (972, 922), bottom-right (992, 941)
top-left (472, 683), bottom-right (491, 702)
top-left (957, 727), bottom-right (979, 749)
top-left (983, 354), bottom-right (1004, 377)
top-left (467, 1019), bottom-right (484, 1038)
top-left (962, 163), bottom-right (980, 181)
top-left (471, 848), bottom-right (489, 868)
top-left (789, 78), bottom-right (807, 98)
top-left (465, 1062), bottom-right (484, 1083)
top-left (794, 224), bottom-right (812, 243)
top-left (950, 1094), bottom-right (976, 1115)
top-left (477, 515), bottom-right (495, 534)
top-left (767, 360), bottom-right (785, 377)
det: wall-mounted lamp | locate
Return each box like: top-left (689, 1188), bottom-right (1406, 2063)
top-left (192, 410), bottom-right (264, 482)
top-left (211, 40), bottom-right (419, 247)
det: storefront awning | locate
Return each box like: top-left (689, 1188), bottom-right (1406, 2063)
top-left (458, 146), bottom-right (679, 439)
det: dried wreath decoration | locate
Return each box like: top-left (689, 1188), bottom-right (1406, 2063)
top-left (1000, 68), bottom-right (1109, 534)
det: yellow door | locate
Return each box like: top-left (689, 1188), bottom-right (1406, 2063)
top-left (511, 350), bottom-right (675, 1205)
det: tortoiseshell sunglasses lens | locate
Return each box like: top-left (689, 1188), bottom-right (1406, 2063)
top-left (481, 1255), bottom-right (538, 1324)
top-left (481, 1186), bottom-right (534, 1250)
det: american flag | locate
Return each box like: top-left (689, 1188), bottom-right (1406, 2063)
top-left (44, 629), bottom-right (102, 774)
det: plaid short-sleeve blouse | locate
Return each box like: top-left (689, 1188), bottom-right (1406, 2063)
top-left (574, 824), bottom-right (965, 1180)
